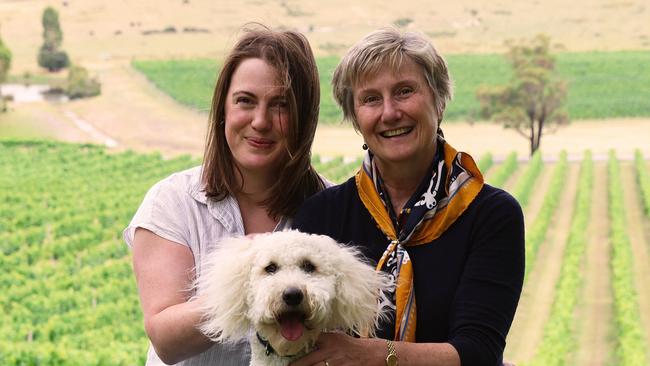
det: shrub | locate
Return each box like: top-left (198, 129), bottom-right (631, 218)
top-left (66, 66), bottom-right (101, 99)
top-left (37, 46), bottom-right (70, 72)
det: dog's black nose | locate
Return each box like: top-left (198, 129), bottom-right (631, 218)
top-left (282, 287), bottom-right (303, 306)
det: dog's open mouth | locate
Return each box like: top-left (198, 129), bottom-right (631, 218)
top-left (277, 311), bottom-right (306, 341)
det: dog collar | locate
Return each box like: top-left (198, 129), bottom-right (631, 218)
top-left (256, 332), bottom-right (278, 357)
top-left (256, 332), bottom-right (301, 358)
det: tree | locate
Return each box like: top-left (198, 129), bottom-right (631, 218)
top-left (0, 31), bottom-right (11, 112)
top-left (37, 7), bottom-right (69, 72)
top-left (0, 33), bottom-right (10, 83)
top-left (476, 34), bottom-right (568, 155)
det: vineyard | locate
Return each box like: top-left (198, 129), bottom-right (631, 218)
top-left (1, 140), bottom-right (650, 365)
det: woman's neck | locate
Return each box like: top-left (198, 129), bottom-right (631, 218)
top-left (378, 169), bottom-right (424, 215)
top-left (236, 166), bottom-right (277, 201)
top-left (234, 168), bottom-right (279, 234)
top-left (375, 150), bottom-right (437, 214)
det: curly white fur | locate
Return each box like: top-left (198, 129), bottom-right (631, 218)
top-left (194, 230), bottom-right (392, 366)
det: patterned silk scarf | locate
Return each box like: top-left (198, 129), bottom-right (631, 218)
top-left (355, 137), bottom-right (484, 341)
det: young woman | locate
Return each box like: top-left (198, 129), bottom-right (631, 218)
top-left (124, 27), bottom-right (326, 366)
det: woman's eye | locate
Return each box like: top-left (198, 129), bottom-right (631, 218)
top-left (264, 262), bottom-right (278, 274)
top-left (397, 87), bottom-right (414, 97)
top-left (271, 100), bottom-right (288, 112)
top-left (236, 96), bottom-right (254, 105)
top-left (362, 95), bottom-right (380, 105)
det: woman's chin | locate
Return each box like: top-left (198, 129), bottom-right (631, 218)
top-left (235, 156), bottom-right (286, 175)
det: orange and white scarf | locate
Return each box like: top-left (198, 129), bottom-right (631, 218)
top-left (355, 137), bottom-right (484, 341)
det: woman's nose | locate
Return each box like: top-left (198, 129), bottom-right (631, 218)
top-left (251, 107), bottom-right (272, 131)
top-left (381, 98), bottom-right (402, 123)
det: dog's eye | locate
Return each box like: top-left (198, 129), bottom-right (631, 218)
top-left (264, 262), bottom-right (278, 274)
top-left (300, 260), bottom-right (316, 273)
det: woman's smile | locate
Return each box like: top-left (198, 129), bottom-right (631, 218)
top-left (246, 136), bottom-right (276, 148)
top-left (380, 126), bottom-right (414, 138)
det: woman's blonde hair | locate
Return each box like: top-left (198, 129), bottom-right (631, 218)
top-left (332, 28), bottom-right (452, 130)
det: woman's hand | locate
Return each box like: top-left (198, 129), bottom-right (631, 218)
top-left (290, 332), bottom-right (386, 366)
top-left (289, 332), bottom-right (462, 366)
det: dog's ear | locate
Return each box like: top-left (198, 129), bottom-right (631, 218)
top-left (194, 235), bottom-right (255, 342)
top-left (327, 240), bottom-right (392, 336)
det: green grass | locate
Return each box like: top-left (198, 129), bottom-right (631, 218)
top-left (132, 59), bottom-right (220, 112)
top-left (132, 50), bottom-right (650, 122)
top-left (0, 110), bottom-right (54, 139)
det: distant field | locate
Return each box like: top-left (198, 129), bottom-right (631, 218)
top-left (132, 50), bottom-right (650, 122)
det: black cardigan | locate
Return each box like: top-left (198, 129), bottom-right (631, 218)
top-left (293, 178), bottom-right (525, 366)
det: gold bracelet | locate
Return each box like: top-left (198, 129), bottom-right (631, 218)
top-left (385, 340), bottom-right (398, 366)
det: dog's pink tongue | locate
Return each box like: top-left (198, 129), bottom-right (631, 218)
top-left (279, 315), bottom-right (304, 341)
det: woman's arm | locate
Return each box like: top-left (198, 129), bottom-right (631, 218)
top-left (289, 333), bottom-right (460, 366)
top-left (132, 228), bottom-right (213, 364)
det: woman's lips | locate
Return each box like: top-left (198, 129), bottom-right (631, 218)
top-left (246, 137), bottom-right (275, 148)
top-left (380, 126), bottom-right (413, 138)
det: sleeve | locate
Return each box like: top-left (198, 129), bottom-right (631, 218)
top-left (448, 191), bottom-right (525, 366)
top-left (122, 178), bottom-right (192, 249)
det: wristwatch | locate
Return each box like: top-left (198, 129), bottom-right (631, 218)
top-left (386, 340), bottom-right (398, 366)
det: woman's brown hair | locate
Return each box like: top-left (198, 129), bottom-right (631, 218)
top-left (202, 26), bottom-right (324, 218)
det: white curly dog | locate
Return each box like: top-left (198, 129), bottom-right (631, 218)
top-left (194, 230), bottom-right (391, 366)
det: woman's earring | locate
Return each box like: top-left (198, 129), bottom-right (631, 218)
top-left (362, 143), bottom-right (368, 150)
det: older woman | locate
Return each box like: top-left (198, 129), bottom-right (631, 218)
top-left (292, 29), bottom-right (524, 366)
top-left (124, 27), bottom-right (326, 366)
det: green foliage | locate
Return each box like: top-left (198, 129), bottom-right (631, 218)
top-left (316, 56), bottom-right (344, 123)
top-left (0, 140), bottom-right (198, 365)
top-left (38, 45), bottom-right (70, 72)
top-left (0, 31), bottom-right (11, 113)
top-left (132, 59), bottom-right (219, 112)
top-left (393, 17), bottom-right (413, 28)
top-left (634, 150), bottom-right (650, 216)
top-left (38, 6), bottom-right (69, 72)
top-left (607, 151), bottom-right (650, 365)
top-left (511, 150), bottom-right (543, 208)
top-left (524, 151), bottom-right (568, 280)
top-left (488, 151), bottom-right (518, 188)
top-left (42, 7), bottom-right (63, 48)
top-left (528, 151), bottom-right (592, 366)
top-left (476, 34), bottom-right (569, 155)
top-left (67, 65), bottom-right (101, 99)
top-left (317, 157), bottom-right (362, 184)
top-left (0, 33), bottom-right (11, 83)
top-left (476, 152), bottom-right (494, 174)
